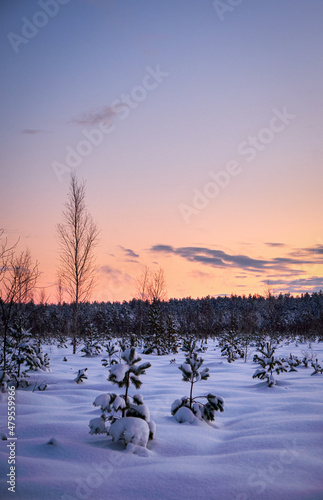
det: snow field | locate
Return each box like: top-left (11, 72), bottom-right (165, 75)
top-left (0, 340), bottom-right (323, 500)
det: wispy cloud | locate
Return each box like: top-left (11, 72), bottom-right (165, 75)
top-left (190, 270), bottom-right (213, 281)
top-left (150, 243), bottom-right (323, 294)
top-left (119, 246), bottom-right (139, 259)
top-left (21, 129), bottom-right (51, 135)
top-left (150, 244), bottom-right (310, 272)
top-left (100, 265), bottom-right (133, 286)
top-left (71, 103), bottom-right (127, 126)
top-left (265, 242), bottom-right (286, 248)
top-left (262, 277), bottom-right (323, 287)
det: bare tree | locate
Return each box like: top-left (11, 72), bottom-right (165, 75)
top-left (134, 267), bottom-right (167, 339)
top-left (135, 266), bottom-right (151, 337)
top-left (57, 173), bottom-right (99, 353)
top-left (135, 266), bottom-right (151, 302)
top-left (135, 267), bottom-right (167, 303)
top-left (147, 268), bottom-right (167, 303)
top-left (56, 274), bottom-right (63, 306)
top-left (0, 234), bottom-right (39, 380)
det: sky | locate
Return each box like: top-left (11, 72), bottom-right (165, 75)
top-left (1, 0), bottom-right (323, 303)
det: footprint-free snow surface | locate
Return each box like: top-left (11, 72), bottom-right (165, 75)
top-left (1, 340), bottom-right (323, 500)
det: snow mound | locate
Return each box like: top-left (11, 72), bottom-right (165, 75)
top-left (109, 417), bottom-right (150, 447)
top-left (89, 417), bottom-right (107, 435)
top-left (174, 406), bottom-right (197, 424)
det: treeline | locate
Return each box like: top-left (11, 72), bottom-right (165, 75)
top-left (7, 291), bottom-right (323, 342)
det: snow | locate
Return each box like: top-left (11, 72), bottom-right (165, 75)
top-left (93, 393), bottom-right (111, 410)
top-left (88, 417), bottom-right (106, 435)
top-left (109, 363), bottom-right (128, 382)
top-left (174, 406), bottom-right (197, 424)
top-left (129, 402), bottom-right (150, 421)
top-left (109, 417), bottom-right (149, 448)
top-left (113, 395), bottom-right (126, 411)
top-left (0, 340), bottom-right (323, 499)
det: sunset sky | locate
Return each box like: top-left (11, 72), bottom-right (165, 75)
top-left (1, 0), bottom-right (323, 303)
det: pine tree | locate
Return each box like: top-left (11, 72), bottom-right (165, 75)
top-left (282, 354), bottom-right (301, 372)
top-left (181, 336), bottom-right (198, 356)
top-left (143, 301), bottom-right (167, 355)
top-left (101, 340), bottom-right (118, 367)
top-left (219, 330), bottom-right (244, 363)
top-left (171, 351), bottom-right (224, 423)
top-left (74, 368), bottom-right (88, 383)
top-left (81, 323), bottom-right (102, 357)
top-left (252, 340), bottom-right (288, 387)
top-left (89, 347), bottom-right (155, 447)
top-left (311, 359), bottom-right (323, 375)
top-left (165, 314), bottom-right (180, 354)
top-left (1, 322), bottom-right (51, 389)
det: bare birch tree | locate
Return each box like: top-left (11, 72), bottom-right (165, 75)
top-left (57, 173), bottom-right (99, 353)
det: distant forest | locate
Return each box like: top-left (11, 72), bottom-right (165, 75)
top-left (9, 291), bottom-right (323, 341)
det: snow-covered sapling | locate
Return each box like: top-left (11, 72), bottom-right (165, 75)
top-left (75, 368), bottom-right (88, 383)
top-left (283, 354), bottom-right (301, 372)
top-left (89, 347), bottom-right (155, 448)
top-left (101, 341), bottom-right (118, 367)
top-left (1, 323), bottom-right (51, 389)
top-left (81, 324), bottom-right (102, 357)
top-left (181, 337), bottom-right (198, 355)
top-left (301, 348), bottom-right (317, 368)
top-left (219, 331), bottom-right (244, 363)
top-left (171, 351), bottom-right (224, 424)
top-left (311, 359), bottom-right (323, 375)
top-left (253, 341), bottom-right (288, 387)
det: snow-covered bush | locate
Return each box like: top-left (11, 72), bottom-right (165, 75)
top-left (171, 351), bottom-right (224, 424)
top-left (75, 368), bottom-right (88, 383)
top-left (253, 341), bottom-right (288, 387)
top-left (89, 347), bottom-right (155, 448)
